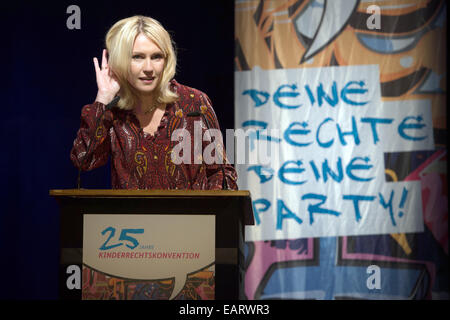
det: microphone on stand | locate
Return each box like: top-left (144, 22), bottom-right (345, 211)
top-left (76, 96), bottom-right (120, 189)
top-left (187, 111), bottom-right (229, 190)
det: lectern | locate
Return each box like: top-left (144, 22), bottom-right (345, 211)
top-left (50, 189), bottom-right (254, 300)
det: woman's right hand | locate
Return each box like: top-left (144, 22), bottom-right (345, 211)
top-left (94, 49), bottom-right (121, 105)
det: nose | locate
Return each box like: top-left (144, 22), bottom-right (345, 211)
top-left (143, 57), bottom-right (153, 73)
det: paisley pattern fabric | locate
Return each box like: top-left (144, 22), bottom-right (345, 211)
top-left (70, 80), bottom-right (238, 190)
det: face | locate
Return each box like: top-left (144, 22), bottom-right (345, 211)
top-left (128, 33), bottom-right (165, 97)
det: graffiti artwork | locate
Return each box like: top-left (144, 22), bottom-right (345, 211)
top-left (235, 0), bottom-right (447, 299)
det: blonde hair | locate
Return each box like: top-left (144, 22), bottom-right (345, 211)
top-left (105, 15), bottom-right (178, 109)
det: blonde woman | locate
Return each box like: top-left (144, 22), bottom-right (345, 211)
top-left (71, 15), bottom-right (237, 190)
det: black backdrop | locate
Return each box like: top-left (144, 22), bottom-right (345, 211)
top-left (1, 0), bottom-right (234, 299)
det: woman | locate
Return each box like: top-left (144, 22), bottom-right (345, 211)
top-left (70, 15), bottom-right (237, 190)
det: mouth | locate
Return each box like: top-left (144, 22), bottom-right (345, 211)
top-left (139, 77), bottom-right (155, 84)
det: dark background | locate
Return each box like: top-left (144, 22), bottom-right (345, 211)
top-left (1, 0), bottom-right (234, 299)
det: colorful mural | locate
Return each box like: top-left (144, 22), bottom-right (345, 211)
top-left (236, 0), bottom-right (447, 299)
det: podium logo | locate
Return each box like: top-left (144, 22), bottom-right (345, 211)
top-left (84, 214), bottom-right (215, 300)
top-left (99, 227), bottom-right (144, 250)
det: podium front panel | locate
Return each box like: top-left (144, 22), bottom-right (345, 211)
top-left (52, 191), bottom-right (252, 300)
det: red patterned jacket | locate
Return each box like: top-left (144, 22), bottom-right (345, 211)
top-left (70, 80), bottom-right (238, 190)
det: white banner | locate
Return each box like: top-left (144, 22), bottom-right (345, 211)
top-left (235, 65), bottom-right (433, 241)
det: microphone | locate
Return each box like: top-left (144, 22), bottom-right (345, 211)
top-left (105, 95), bottom-right (120, 110)
top-left (76, 96), bottom-right (120, 189)
top-left (187, 111), bottom-right (229, 190)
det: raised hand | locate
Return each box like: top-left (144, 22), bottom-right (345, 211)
top-left (94, 49), bottom-right (121, 105)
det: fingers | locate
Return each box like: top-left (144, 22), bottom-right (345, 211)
top-left (93, 57), bottom-right (100, 73)
top-left (108, 65), bottom-right (119, 78)
top-left (102, 49), bottom-right (108, 69)
top-left (93, 49), bottom-right (109, 75)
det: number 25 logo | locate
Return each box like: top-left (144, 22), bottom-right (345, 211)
top-left (99, 227), bottom-right (144, 251)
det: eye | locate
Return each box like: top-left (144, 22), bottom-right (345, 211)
top-left (132, 54), bottom-right (144, 59)
top-left (152, 53), bottom-right (164, 60)
top-left (356, 33), bottom-right (421, 54)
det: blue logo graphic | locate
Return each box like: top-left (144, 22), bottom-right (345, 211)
top-left (99, 227), bottom-right (144, 250)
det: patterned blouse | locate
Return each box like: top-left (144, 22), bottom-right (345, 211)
top-left (70, 80), bottom-right (238, 190)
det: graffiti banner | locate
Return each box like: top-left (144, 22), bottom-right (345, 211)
top-left (235, 0), bottom-right (447, 299)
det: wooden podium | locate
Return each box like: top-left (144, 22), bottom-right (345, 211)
top-left (50, 189), bottom-right (254, 300)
